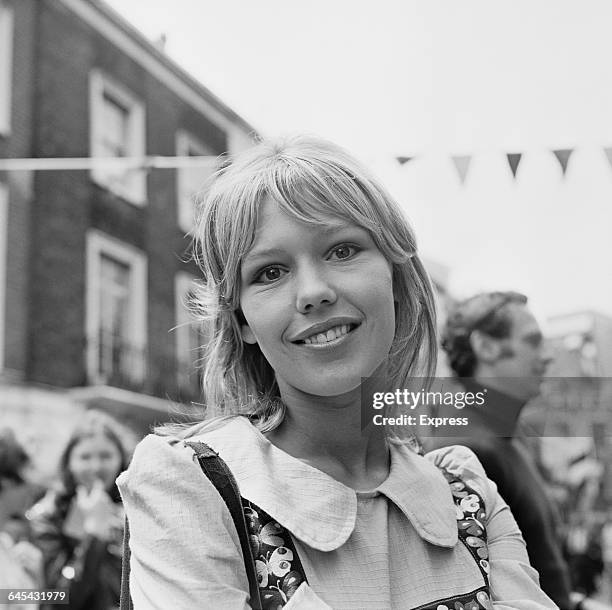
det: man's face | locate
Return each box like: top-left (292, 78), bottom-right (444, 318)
top-left (490, 303), bottom-right (552, 400)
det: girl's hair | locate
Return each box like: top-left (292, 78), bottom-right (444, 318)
top-left (55, 410), bottom-right (130, 511)
top-left (166, 135), bottom-right (437, 437)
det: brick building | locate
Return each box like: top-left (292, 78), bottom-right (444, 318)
top-left (0, 0), bottom-right (256, 468)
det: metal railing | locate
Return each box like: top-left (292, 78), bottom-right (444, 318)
top-left (85, 333), bottom-right (203, 404)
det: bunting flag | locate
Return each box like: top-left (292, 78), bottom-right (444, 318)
top-left (452, 155), bottom-right (471, 185)
top-left (604, 147), bottom-right (612, 171)
top-left (395, 156), bottom-right (414, 166)
top-left (552, 149), bottom-right (574, 177)
top-left (506, 153), bottom-right (522, 179)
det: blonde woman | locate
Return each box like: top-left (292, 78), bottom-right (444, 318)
top-left (118, 136), bottom-right (555, 609)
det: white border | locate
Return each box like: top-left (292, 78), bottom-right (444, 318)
top-left (85, 230), bottom-right (147, 384)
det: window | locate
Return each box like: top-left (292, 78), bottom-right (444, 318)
top-left (101, 92), bottom-right (130, 158)
top-left (176, 130), bottom-right (216, 232)
top-left (89, 70), bottom-right (146, 204)
top-left (86, 231), bottom-right (147, 387)
top-left (174, 272), bottom-right (206, 396)
top-left (0, 182), bottom-right (7, 370)
top-left (0, 1), bottom-right (13, 135)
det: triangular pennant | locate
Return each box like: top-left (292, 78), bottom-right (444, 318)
top-left (396, 156), bottom-right (414, 166)
top-left (451, 155), bottom-right (471, 185)
top-left (603, 147), bottom-right (612, 171)
top-left (552, 149), bottom-right (574, 177)
top-left (506, 153), bottom-right (522, 179)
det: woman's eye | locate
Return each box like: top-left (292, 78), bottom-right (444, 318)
top-left (330, 244), bottom-right (358, 260)
top-left (255, 266), bottom-right (284, 283)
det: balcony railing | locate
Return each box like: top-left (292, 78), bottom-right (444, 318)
top-left (85, 333), bottom-right (203, 404)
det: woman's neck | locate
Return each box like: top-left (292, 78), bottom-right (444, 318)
top-left (265, 387), bottom-right (390, 490)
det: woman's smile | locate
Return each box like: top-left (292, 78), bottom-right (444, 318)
top-left (290, 317), bottom-right (361, 346)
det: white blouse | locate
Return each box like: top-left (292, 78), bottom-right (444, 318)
top-left (117, 416), bottom-right (555, 609)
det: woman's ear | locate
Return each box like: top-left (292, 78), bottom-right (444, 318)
top-left (236, 309), bottom-right (257, 344)
top-left (241, 324), bottom-right (257, 345)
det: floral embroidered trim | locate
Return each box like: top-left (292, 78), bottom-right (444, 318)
top-left (242, 500), bottom-right (305, 609)
top-left (439, 468), bottom-right (491, 587)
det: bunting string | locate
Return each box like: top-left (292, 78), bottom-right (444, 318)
top-left (393, 146), bottom-right (612, 185)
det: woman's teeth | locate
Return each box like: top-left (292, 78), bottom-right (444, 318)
top-left (303, 324), bottom-right (351, 345)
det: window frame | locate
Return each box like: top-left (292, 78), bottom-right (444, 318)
top-left (0, 0), bottom-right (14, 135)
top-left (175, 129), bottom-right (215, 233)
top-left (0, 182), bottom-right (7, 370)
top-left (89, 69), bottom-right (146, 205)
top-left (85, 230), bottom-right (147, 385)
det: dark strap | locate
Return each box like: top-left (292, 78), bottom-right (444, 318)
top-left (185, 441), bottom-right (263, 610)
top-left (241, 499), bottom-right (308, 607)
top-left (119, 517), bottom-right (132, 610)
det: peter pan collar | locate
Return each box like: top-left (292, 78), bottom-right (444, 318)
top-left (194, 416), bottom-right (457, 552)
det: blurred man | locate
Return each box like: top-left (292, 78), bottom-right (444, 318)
top-left (429, 291), bottom-right (573, 609)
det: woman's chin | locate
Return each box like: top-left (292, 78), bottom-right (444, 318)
top-left (296, 376), bottom-right (363, 399)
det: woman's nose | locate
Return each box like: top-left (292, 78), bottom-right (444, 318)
top-left (295, 265), bottom-right (337, 313)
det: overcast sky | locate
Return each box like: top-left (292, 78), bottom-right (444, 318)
top-left (106, 0), bottom-right (612, 322)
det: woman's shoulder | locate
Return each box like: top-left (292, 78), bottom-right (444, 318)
top-left (116, 419), bottom-right (252, 562)
top-left (117, 432), bottom-right (197, 490)
top-left (425, 444), bottom-right (486, 476)
top-left (117, 417), bottom-right (252, 496)
top-left (424, 444), bottom-right (497, 506)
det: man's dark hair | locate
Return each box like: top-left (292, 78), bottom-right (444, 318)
top-left (442, 291), bottom-right (528, 377)
top-left (0, 428), bottom-right (30, 492)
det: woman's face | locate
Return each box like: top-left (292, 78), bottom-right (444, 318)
top-left (239, 198), bottom-right (396, 399)
top-left (68, 434), bottom-right (123, 491)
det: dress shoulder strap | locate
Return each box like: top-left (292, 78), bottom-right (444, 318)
top-left (241, 498), bottom-right (308, 608)
top-left (185, 441), bottom-right (263, 609)
top-left (438, 466), bottom-right (491, 587)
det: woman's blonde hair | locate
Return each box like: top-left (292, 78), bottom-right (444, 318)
top-left (164, 135), bottom-right (437, 437)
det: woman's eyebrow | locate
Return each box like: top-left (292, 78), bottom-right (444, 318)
top-left (242, 247), bottom-right (286, 265)
top-left (317, 221), bottom-right (363, 236)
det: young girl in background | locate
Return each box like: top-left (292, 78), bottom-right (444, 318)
top-left (118, 136), bottom-right (555, 609)
top-left (30, 411), bottom-right (130, 610)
